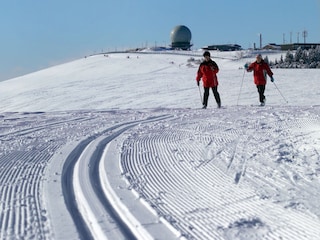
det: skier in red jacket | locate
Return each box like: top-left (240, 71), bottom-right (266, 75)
top-left (196, 51), bottom-right (221, 109)
top-left (245, 54), bottom-right (274, 106)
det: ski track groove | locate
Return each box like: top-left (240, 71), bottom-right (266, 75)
top-left (0, 110), bottom-right (142, 239)
top-left (121, 107), bottom-right (320, 239)
top-left (1, 107), bottom-right (320, 239)
top-left (0, 147), bottom-right (53, 239)
top-left (62, 113), bottom-right (173, 240)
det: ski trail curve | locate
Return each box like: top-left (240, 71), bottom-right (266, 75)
top-left (61, 114), bottom-right (174, 240)
top-left (0, 111), bottom-right (100, 240)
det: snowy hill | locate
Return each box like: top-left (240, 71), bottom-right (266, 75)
top-left (1, 50), bottom-right (318, 112)
top-left (0, 50), bottom-right (320, 240)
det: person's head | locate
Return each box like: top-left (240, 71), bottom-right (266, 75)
top-left (203, 51), bottom-right (211, 61)
top-left (256, 54), bottom-right (262, 63)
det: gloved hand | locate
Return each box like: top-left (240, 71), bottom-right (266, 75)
top-left (270, 76), bottom-right (274, 82)
top-left (197, 81), bottom-right (200, 86)
top-left (244, 63), bottom-right (249, 69)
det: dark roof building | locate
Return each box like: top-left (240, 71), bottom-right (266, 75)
top-left (202, 44), bottom-right (242, 51)
top-left (263, 43), bottom-right (320, 51)
top-left (280, 43), bottom-right (320, 51)
top-left (263, 43), bottom-right (282, 50)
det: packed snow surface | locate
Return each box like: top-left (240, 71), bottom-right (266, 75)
top-left (0, 50), bottom-right (320, 240)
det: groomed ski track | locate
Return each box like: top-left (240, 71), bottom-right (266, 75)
top-left (61, 114), bottom-right (175, 240)
top-left (0, 106), bottom-right (320, 239)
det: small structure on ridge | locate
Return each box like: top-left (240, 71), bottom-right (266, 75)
top-left (170, 25), bottom-right (192, 50)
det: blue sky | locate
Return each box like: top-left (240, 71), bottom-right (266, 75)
top-left (1, 0), bottom-right (320, 81)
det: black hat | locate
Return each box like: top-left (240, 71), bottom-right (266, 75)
top-left (203, 51), bottom-right (211, 57)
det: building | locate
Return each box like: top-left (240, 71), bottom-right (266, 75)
top-left (263, 43), bottom-right (320, 51)
top-left (280, 43), bottom-right (320, 51)
top-left (263, 43), bottom-right (282, 50)
top-left (170, 25), bottom-right (193, 50)
top-left (202, 44), bottom-right (242, 51)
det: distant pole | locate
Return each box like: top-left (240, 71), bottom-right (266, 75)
top-left (302, 30), bottom-right (308, 43)
top-left (297, 32), bottom-right (300, 43)
top-left (259, 33), bottom-right (262, 49)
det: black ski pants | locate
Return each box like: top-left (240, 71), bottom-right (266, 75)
top-left (257, 85), bottom-right (266, 103)
top-left (203, 86), bottom-right (221, 107)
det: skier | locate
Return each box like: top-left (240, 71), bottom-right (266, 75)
top-left (245, 54), bottom-right (274, 106)
top-left (196, 51), bottom-right (221, 109)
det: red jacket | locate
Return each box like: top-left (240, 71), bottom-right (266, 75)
top-left (247, 60), bottom-right (273, 85)
top-left (196, 59), bottom-right (219, 87)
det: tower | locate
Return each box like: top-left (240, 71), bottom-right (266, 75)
top-left (170, 25), bottom-right (192, 50)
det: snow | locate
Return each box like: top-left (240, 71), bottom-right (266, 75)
top-left (0, 50), bottom-right (320, 240)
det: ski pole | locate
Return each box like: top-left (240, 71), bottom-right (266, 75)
top-left (198, 85), bottom-right (203, 104)
top-left (272, 81), bottom-right (288, 103)
top-left (237, 69), bottom-right (246, 105)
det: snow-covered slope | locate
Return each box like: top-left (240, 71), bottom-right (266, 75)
top-left (0, 51), bottom-right (319, 240)
top-left (1, 50), bottom-right (318, 112)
